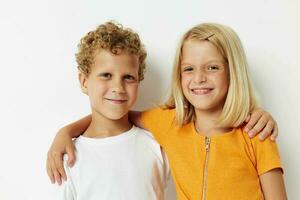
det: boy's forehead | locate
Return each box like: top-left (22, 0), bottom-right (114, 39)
top-left (94, 47), bottom-right (122, 55)
top-left (93, 49), bottom-right (139, 70)
top-left (94, 49), bottom-right (137, 59)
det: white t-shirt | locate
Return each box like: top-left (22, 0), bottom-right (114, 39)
top-left (58, 126), bottom-right (169, 200)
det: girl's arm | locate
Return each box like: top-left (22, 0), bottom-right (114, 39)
top-left (46, 108), bottom-right (277, 185)
top-left (259, 169), bottom-right (287, 200)
top-left (47, 115), bottom-right (91, 185)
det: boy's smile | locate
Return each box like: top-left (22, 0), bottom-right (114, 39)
top-left (104, 98), bottom-right (128, 104)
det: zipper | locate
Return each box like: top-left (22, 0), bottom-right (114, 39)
top-left (202, 136), bottom-right (211, 200)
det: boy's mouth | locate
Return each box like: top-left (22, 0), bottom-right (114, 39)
top-left (105, 98), bottom-right (128, 104)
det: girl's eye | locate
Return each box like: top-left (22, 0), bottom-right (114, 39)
top-left (182, 66), bottom-right (194, 72)
top-left (207, 65), bottom-right (221, 71)
top-left (99, 73), bottom-right (112, 79)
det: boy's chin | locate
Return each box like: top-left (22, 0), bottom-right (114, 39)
top-left (102, 112), bottom-right (129, 121)
top-left (92, 107), bottom-right (130, 121)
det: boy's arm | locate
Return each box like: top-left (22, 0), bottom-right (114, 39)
top-left (243, 107), bottom-right (278, 141)
top-left (259, 169), bottom-right (287, 200)
top-left (47, 115), bottom-right (91, 185)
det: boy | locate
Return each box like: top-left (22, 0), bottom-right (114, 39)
top-left (57, 21), bottom-right (168, 200)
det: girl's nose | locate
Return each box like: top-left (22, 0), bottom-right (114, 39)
top-left (193, 70), bottom-right (207, 84)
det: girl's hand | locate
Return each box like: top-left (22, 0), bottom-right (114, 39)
top-left (46, 128), bottom-right (76, 185)
top-left (244, 108), bottom-right (278, 141)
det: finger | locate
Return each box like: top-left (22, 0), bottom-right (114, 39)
top-left (248, 113), bottom-right (270, 137)
top-left (58, 164), bottom-right (67, 181)
top-left (244, 111), bottom-right (264, 136)
top-left (54, 169), bottom-right (62, 185)
top-left (46, 155), bottom-right (55, 184)
top-left (53, 151), bottom-right (67, 181)
top-left (258, 120), bottom-right (274, 141)
top-left (271, 123), bottom-right (278, 141)
top-left (245, 114), bottom-right (251, 123)
top-left (49, 156), bottom-right (62, 185)
top-left (66, 146), bottom-right (76, 167)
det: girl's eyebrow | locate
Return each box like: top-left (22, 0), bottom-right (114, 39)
top-left (180, 62), bottom-right (193, 66)
top-left (181, 59), bottom-right (224, 66)
top-left (204, 60), bottom-right (224, 64)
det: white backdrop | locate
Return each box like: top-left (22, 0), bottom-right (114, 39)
top-left (0, 0), bottom-right (299, 199)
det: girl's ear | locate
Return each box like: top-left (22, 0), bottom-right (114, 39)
top-left (79, 72), bottom-right (88, 95)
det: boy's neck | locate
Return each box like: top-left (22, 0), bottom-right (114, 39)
top-left (194, 108), bottom-right (232, 136)
top-left (83, 112), bottom-right (132, 138)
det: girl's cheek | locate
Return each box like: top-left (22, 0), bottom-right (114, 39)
top-left (180, 77), bottom-right (186, 87)
top-left (181, 75), bottom-right (191, 85)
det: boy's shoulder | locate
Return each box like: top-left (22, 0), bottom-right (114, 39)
top-left (132, 126), bottom-right (165, 162)
top-left (70, 126), bottom-right (161, 156)
top-left (133, 126), bottom-right (161, 149)
top-left (134, 126), bottom-right (156, 140)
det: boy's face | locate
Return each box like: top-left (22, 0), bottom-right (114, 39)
top-left (80, 50), bottom-right (139, 121)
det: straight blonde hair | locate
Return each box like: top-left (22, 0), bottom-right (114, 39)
top-left (165, 23), bottom-right (258, 127)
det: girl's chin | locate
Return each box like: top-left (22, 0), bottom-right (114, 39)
top-left (193, 105), bottom-right (223, 113)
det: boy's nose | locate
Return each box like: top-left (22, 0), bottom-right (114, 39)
top-left (111, 79), bottom-right (126, 93)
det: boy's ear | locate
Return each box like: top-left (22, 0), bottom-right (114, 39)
top-left (78, 72), bottom-right (88, 95)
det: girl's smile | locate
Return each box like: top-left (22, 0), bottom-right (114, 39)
top-left (190, 87), bottom-right (214, 95)
top-left (181, 39), bottom-right (229, 114)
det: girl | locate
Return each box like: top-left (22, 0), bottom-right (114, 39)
top-left (47, 23), bottom-right (285, 199)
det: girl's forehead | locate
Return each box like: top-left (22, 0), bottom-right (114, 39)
top-left (181, 39), bottom-right (225, 63)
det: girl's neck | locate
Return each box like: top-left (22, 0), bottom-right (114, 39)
top-left (194, 108), bottom-right (232, 136)
top-left (83, 112), bottom-right (132, 138)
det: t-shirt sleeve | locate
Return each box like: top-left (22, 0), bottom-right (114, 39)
top-left (140, 107), bottom-right (175, 144)
top-left (160, 147), bottom-right (170, 187)
top-left (251, 137), bottom-right (283, 176)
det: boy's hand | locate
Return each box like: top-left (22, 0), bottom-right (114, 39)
top-left (244, 108), bottom-right (278, 141)
top-left (46, 128), bottom-right (76, 185)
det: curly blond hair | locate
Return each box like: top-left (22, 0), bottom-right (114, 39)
top-left (76, 21), bottom-right (147, 80)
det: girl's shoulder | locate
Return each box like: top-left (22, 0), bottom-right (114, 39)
top-left (142, 106), bottom-right (176, 119)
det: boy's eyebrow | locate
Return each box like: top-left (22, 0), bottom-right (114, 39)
top-left (97, 72), bottom-right (110, 75)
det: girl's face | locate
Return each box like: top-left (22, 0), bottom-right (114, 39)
top-left (180, 39), bottom-right (229, 114)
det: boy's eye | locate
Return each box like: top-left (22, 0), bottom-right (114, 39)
top-left (99, 73), bottom-right (112, 79)
top-left (124, 75), bottom-right (136, 82)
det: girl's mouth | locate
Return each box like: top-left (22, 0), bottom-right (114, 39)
top-left (191, 88), bottom-right (213, 95)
